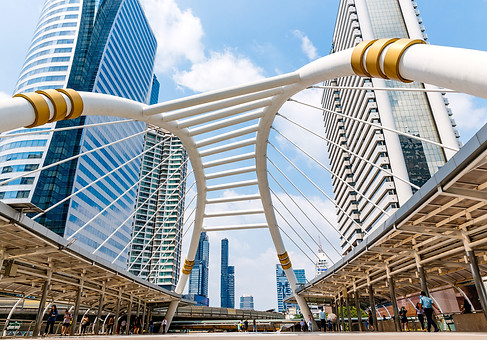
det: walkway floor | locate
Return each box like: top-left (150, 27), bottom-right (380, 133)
top-left (33, 333), bottom-right (487, 340)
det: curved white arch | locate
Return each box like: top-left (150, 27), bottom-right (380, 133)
top-left (1, 40), bottom-right (487, 327)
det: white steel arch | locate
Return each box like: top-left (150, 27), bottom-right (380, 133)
top-left (1, 39), bottom-right (487, 327)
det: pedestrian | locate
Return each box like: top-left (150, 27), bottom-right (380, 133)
top-left (299, 319), bottom-right (305, 332)
top-left (61, 309), bottom-right (72, 336)
top-left (319, 308), bottom-right (327, 332)
top-left (367, 310), bottom-right (374, 331)
top-left (399, 306), bottom-right (409, 331)
top-left (120, 319), bottom-right (126, 335)
top-left (107, 316), bottom-right (114, 335)
top-left (237, 320), bottom-right (242, 332)
top-left (327, 311), bottom-right (337, 331)
top-left (244, 319), bottom-right (249, 332)
top-left (418, 291), bottom-right (439, 332)
top-left (253, 319), bottom-right (257, 332)
top-left (307, 316), bottom-right (313, 332)
top-left (44, 305), bottom-right (58, 336)
top-left (81, 315), bottom-right (89, 334)
top-left (162, 318), bottom-right (167, 334)
top-left (149, 319), bottom-right (154, 334)
top-left (415, 302), bottom-right (425, 331)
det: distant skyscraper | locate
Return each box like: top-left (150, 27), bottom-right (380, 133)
top-left (0, 0), bottom-right (157, 266)
top-left (188, 232), bottom-right (210, 300)
top-left (240, 295), bottom-right (254, 310)
top-left (128, 126), bottom-right (187, 290)
top-left (220, 238), bottom-right (235, 308)
top-left (315, 240), bottom-right (329, 276)
top-left (276, 264), bottom-right (306, 313)
top-left (322, 0), bottom-right (460, 253)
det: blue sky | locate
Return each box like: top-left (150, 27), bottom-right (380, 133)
top-left (0, 0), bottom-right (487, 311)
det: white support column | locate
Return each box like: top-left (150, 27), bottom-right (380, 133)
top-left (2, 298), bottom-right (23, 336)
top-left (0, 248), bottom-right (5, 281)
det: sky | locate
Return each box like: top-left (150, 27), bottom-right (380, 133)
top-left (0, 0), bottom-right (487, 311)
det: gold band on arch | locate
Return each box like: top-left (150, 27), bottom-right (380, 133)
top-left (278, 251), bottom-right (292, 270)
top-left (351, 38), bottom-right (426, 83)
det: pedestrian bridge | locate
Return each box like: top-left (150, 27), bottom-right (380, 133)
top-left (0, 39), bottom-right (487, 334)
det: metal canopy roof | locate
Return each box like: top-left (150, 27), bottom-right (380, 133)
top-left (0, 202), bottom-right (183, 311)
top-left (294, 122), bottom-right (487, 304)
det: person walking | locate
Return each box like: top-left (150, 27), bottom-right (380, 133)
top-left (107, 316), bottom-right (114, 335)
top-left (80, 315), bottom-right (89, 335)
top-left (61, 309), bottom-right (72, 336)
top-left (149, 319), bottom-right (154, 334)
top-left (399, 307), bottom-right (409, 331)
top-left (415, 302), bottom-right (425, 331)
top-left (43, 305), bottom-right (58, 336)
top-left (367, 310), bottom-right (374, 331)
top-left (319, 308), bottom-right (327, 332)
top-left (252, 319), bottom-right (257, 332)
top-left (162, 318), bottom-right (168, 334)
top-left (299, 319), bottom-right (305, 332)
top-left (120, 319), bottom-right (126, 335)
top-left (307, 316), bottom-right (313, 332)
top-left (327, 311), bottom-right (337, 332)
top-left (244, 319), bottom-right (249, 332)
top-left (419, 291), bottom-right (439, 332)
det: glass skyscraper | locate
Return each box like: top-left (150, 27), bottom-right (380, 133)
top-left (276, 264), bottom-right (306, 313)
top-left (220, 238), bottom-right (235, 308)
top-left (0, 0), bottom-right (157, 267)
top-left (188, 232), bottom-right (210, 301)
top-left (239, 295), bottom-right (254, 310)
top-left (322, 0), bottom-right (460, 253)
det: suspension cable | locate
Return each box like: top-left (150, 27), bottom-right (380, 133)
top-left (92, 160), bottom-right (193, 254)
top-left (273, 204), bottom-right (319, 261)
top-left (269, 133), bottom-right (390, 217)
top-left (267, 155), bottom-right (357, 243)
top-left (113, 178), bottom-right (196, 264)
top-left (0, 119), bottom-right (136, 139)
top-left (32, 135), bottom-right (172, 220)
top-left (276, 221), bottom-right (316, 267)
top-left (309, 85), bottom-right (456, 93)
top-left (125, 174), bottom-right (194, 269)
top-left (67, 145), bottom-right (186, 241)
top-left (0, 129), bottom-right (147, 187)
top-left (269, 184), bottom-right (340, 259)
top-left (276, 113), bottom-right (420, 190)
top-left (288, 98), bottom-right (459, 152)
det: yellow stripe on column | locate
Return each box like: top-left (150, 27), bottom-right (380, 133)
top-left (365, 38), bottom-right (399, 79)
top-left (13, 92), bottom-right (50, 128)
top-left (57, 88), bottom-right (84, 120)
top-left (36, 89), bottom-right (67, 122)
top-left (383, 39), bottom-right (426, 82)
top-left (351, 40), bottom-right (377, 77)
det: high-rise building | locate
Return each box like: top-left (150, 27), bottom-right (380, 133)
top-left (220, 238), bottom-right (235, 308)
top-left (0, 0), bottom-right (157, 266)
top-left (128, 125), bottom-right (188, 290)
top-left (240, 295), bottom-right (254, 310)
top-left (276, 264), bottom-right (306, 313)
top-left (188, 232), bottom-right (210, 301)
top-left (315, 249), bottom-right (329, 276)
top-left (322, 0), bottom-right (460, 252)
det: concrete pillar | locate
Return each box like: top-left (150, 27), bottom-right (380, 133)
top-left (414, 248), bottom-right (430, 296)
top-left (339, 297), bottom-right (345, 332)
top-left (345, 293), bottom-right (352, 332)
top-left (387, 277), bottom-right (401, 332)
top-left (354, 291), bottom-right (363, 331)
top-left (70, 276), bottom-right (84, 335)
top-left (368, 284), bottom-right (379, 332)
top-left (114, 291), bottom-right (121, 334)
top-left (126, 297), bottom-right (132, 334)
top-left (94, 292), bottom-right (105, 334)
top-left (0, 248), bottom-right (5, 281)
top-left (33, 277), bottom-right (50, 337)
top-left (146, 308), bottom-right (152, 333)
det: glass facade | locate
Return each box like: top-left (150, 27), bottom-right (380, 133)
top-left (0, 0), bottom-right (158, 267)
top-left (188, 232), bottom-right (210, 297)
top-left (276, 265), bottom-right (306, 313)
top-left (220, 238), bottom-right (235, 308)
top-left (239, 295), bottom-right (254, 310)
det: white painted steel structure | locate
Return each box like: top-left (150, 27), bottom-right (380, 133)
top-left (1, 40), bottom-right (487, 328)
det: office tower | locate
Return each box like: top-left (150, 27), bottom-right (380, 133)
top-left (276, 264), bottom-right (306, 313)
top-left (128, 125), bottom-right (188, 290)
top-left (220, 238), bottom-right (235, 308)
top-left (322, 0), bottom-right (459, 252)
top-left (240, 295), bottom-right (254, 310)
top-left (187, 232), bottom-right (210, 303)
top-left (315, 247), bottom-right (329, 276)
top-left (0, 0), bottom-right (157, 266)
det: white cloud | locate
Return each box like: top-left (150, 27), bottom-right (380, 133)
top-left (293, 30), bottom-right (318, 61)
top-left (174, 50), bottom-right (265, 92)
top-left (141, 0), bottom-right (205, 73)
top-left (0, 91), bottom-right (10, 100)
top-left (446, 93), bottom-right (487, 142)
